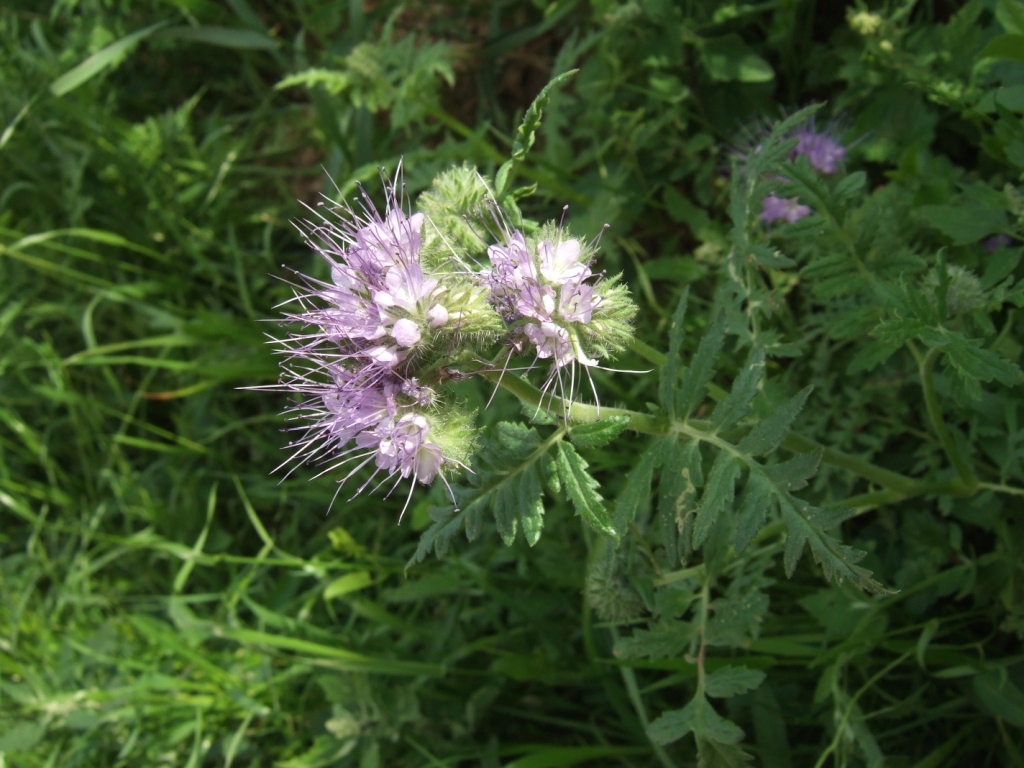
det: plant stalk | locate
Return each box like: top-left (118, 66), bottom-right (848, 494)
top-left (919, 346), bottom-right (978, 489)
top-left (479, 369), bottom-right (980, 505)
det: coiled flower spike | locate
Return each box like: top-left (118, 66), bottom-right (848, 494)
top-left (479, 202), bottom-right (636, 416)
top-left (267, 165), bottom-right (484, 518)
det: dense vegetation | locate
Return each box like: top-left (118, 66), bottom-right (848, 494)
top-left (2, 1), bottom-right (1024, 766)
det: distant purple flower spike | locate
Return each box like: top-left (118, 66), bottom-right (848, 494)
top-left (985, 234), bottom-right (1012, 252)
top-left (732, 108), bottom-right (853, 226)
top-left (761, 194), bottom-right (811, 223)
top-left (793, 129), bottom-right (846, 174)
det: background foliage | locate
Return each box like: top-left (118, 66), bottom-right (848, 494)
top-left (2, 0), bottom-right (1024, 766)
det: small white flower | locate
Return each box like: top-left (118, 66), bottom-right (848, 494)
top-left (539, 238), bottom-right (589, 285)
top-left (390, 318), bottom-right (422, 347)
top-left (427, 304), bottom-right (449, 328)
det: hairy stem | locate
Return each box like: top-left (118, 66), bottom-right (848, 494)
top-left (919, 346), bottom-right (978, 489)
top-left (480, 369), bottom-right (979, 504)
top-left (612, 628), bottom-right (679, 768)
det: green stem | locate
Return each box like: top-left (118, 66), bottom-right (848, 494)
top-left (812, 651), bottom-right (914, 768)
top-left (478, 369), bottom-right (978, 505)
top-left (780, 432), bottom-right (923, 497)
top-left (611, 629), bottom-right (679, 768)
top-left (919, 346), bottom-right (978, 489)
top-left (629, 337), bottom-right (667, 367)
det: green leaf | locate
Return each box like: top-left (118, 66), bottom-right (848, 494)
top-left (410, 423), bottom-right (554, 561)
top-left (699, 707), bottom-right (746, 745)
top-left (980, 33), bottom-right (1024, 61)
top-left (494, 421), bottom-right (542, 455)
top-left (832, 171), bottom-right (867, 201)
top-left (614, 444), bottom-right (660, 532)
top-left (519, 494), bottom-right (545, 546)
top-left (648, 697), bottom-right (700, 745)
top-left (917, 204), bottom-right (1007, 245)
top-left (697, 737), bottom-right (754, 767)
top-left (556, 442), bottom-right (616, 538)
top-left (748, 244), bottom-right (796, 270)
top-left (921, 329), bottom-right (1024, 387)
top-left (763, 449), bottom-right (821, 492)
top-left (659, 439), bottom-right (704, 558)
top-left (678, 315), bottom-right (727, 419)
top-left (568, 415), bottom-right (630, 448)
top-left (0, 722), bottom-right (45, 752)
top-left (496, 70), bottom-right (578, 199)
top-left (323, 571), bottom-right (372, 600)
top-left (412, 506), bottom-right (468, 563)
top-left (649, 694), bottom-right (747, 747)
top-left (494, 160), bottom-right (515, 201)
top-left (494, 463), bottom-right (544, 546)
top-left (705, 666), bottom-right (767, 699)
top-left (998, 0), bottom-right (1024, 34)
top-left (750, 686), bottom-right (793, 768)
top-left (737, 386), bottom-right (812, 456)
top-left (157, 26), bottom-right (278, 50)
top-left (982, 247), bottom-right (1022, 289)
top-left (276, 68), bottom-right (351, 94)
top-left (711, 347), bottom-right (765, 432)
top-left (51, 21), bottom-right (171, 96)
top-left (780, 499), bottom-right (885, 592)
top-left (702, 34), bottom-right (774, 82)
top-left (664, 189), bottom-right (711, 232)
top-left (614, 621), bottom-right (697, 661)
top-left (706, 587), bottom-right (769, 646)
top-left (692, 452), bottom-right (740, 548)
top-left (734, 473), bottom-right (773, 553)
top-left (846, 340), bottom-right (900, 375)
top-left (973, 669), bottom-right (1024, 726)
top-left (660, 290), bottom-right (689, 415)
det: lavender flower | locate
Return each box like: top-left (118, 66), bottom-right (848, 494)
top-left (791, 124), bottom-right (847, 174)
top-left (760, 194), bottom-right (811, 224)
top-left (735, 110), bottom-right (852, 225)
top-left (269, 167), bottom-right (484, 516)
top-left (265, 162), bottom-right (636, 515)
top-left (481, 212), bottom-right (635, 412)
top-left (985, 234), bottom-right (1012, 252)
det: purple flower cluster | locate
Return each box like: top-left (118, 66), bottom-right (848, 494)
top-left (276, 174), bottom-right (460, 513)
top-left (760, 194), bottom-right (812, 224)
top-left (269, 165), bottom-right (635, 512)
top-left (746, 114), bottom-right (849, 224)
top-left (791, 124), bottom-right (847, 175)
top-left (481, 214), bottom-right (625, 411)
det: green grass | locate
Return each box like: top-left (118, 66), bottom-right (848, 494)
top-left (3, 1), bottom-right (1024, 766)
